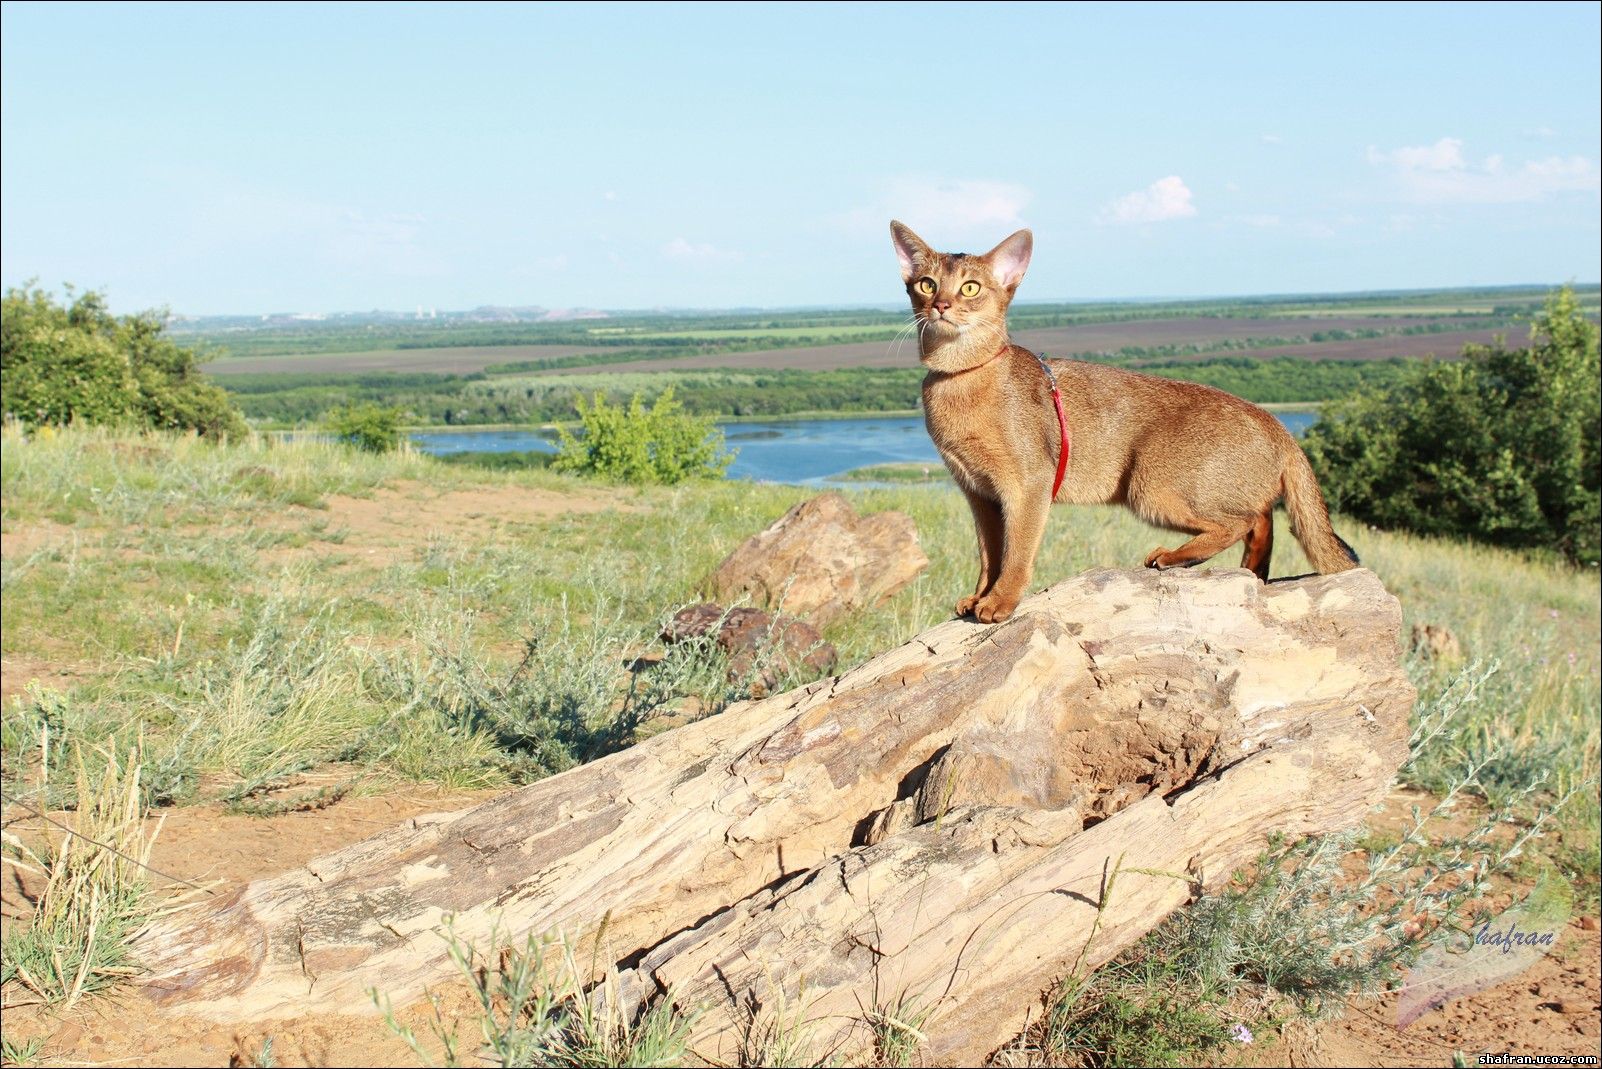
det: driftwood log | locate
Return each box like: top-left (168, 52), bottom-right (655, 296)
top-left (136, 567), bottom-right (1412, 1064)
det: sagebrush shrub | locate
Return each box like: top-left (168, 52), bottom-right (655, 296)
top-left (325, 401), bottom-right (405, 453)
top-left (552, 387), bottom-right (732, 484)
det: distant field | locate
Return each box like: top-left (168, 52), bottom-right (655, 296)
top-left (622, 324), bottom-right (902, 342)
top-left (201, 344), bottom-right (618, 376)
top-left (1265, 300), bottom-right (1596, 316)
top-left (536, 315), bottom-right (1492, 375)
top-left (1141, 326), bottom-right (1519, 364)
top-left (192, 288), bottom-right (1595, 426)
top-left (1264, 304), bottom-right (1504, 316)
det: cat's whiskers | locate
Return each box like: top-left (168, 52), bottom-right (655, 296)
top-left (890, 314), bottom-right (921, 363)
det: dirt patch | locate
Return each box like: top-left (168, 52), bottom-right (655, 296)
top-left (146, 787), bottom-right (499, 893)
top-left (1266, 923), bottom-right (1600, 1064)
top-left (0, 519), bottom-right (82, 563)
top-left (263, 479), bottom-right (625, 567)
top-left (2, 784), bottom-right (495, 1067)
top-left (1237, 789), bottom-right (1602, 1068)
top-left (0, 655), bottom-right (83, 708)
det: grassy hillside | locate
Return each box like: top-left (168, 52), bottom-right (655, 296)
top-left (1, 425), bottom-right (1596, 1059)
top-left (4, 424), bottom-right (1593, 827)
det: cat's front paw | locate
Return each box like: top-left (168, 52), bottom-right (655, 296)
top-left (955, 594), bottom-right (981, 617)
top-left (972, 593), bottom-right (1017, 623)
top-left (1144, 546), bottom-right (1173, 569)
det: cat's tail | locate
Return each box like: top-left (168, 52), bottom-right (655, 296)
top-left (1281, 447), bottom-right (1360, 574)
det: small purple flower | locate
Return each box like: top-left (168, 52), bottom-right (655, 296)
top-left (1230, 1023), bottom-right (1254, 1044)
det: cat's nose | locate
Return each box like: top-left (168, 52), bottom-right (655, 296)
top-left (933, 300), bottom-right (952, 312)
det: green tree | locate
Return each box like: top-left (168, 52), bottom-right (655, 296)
top-left (1, 284), bottom-right (246, 438)
top-left (324, 402), bottom-right (405, 452)
top-left (1305, 286), bottom-right (1600, 564)
top-left (552, 387), bottom-right (733, 484)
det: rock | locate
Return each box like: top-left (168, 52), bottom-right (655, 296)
top-left (660, 602), bottom-right (723, 644)
top-left (1410, 622), bottom-right (1464, 664)
top-left (708, 493), bottom-right (928, 627)
top-left (662, 602), bottom-right (837, 696)
top-left (1577, 916), bottom-right (1599, 932)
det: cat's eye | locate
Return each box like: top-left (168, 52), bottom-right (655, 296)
top-left (960, 281), bottom-right (981, 297)
top-left (916, 277), bottom-right (936, 295)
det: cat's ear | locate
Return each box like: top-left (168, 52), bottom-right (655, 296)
top-left (985, 229), bottom-right (1033, 291)
top-left (889, 220), bottom-right (933, 283)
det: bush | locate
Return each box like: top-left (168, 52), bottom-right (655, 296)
top-left (1, 284), bottom-right (246, 439)
top-left (325, 402), bottom-right (405, 452)
top-left (1305, 286), bottom-right (1600, 565)
top-left (552, 386), bottom-right (733, 484)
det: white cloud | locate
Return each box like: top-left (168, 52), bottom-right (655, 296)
top-left (1260, 134), bottom-right (1285, 146)
top-left (1367, 137), bottom-right (1467, 172)
top-left (1097, 176), bottom-right (1197, 225)
top-left (840, 177), bottom-right (1032, 239)
top-left (661, 237), bottom-right (741, 262)
top-left (886, 177), bottom-right (1031, 230)
top-left (1367, 137), bottom-right (1600, 204)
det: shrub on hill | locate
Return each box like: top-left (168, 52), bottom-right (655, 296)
top-left (553, 387), bottom-right (732, 484)
top-left (325, 402), bottom-right (405, 452)
top-left (1305, 286), bottom-right (1600, 565)
top-left (1, 285), bottom-right (246, 439)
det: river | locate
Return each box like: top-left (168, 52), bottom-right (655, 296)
top-left (411, 411), bottom-right (1318, 487)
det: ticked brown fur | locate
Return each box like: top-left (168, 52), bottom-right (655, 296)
top-left (891, 220), bottom-right (1358, 623)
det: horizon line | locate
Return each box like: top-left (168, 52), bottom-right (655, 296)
top-left (154, 280), bottom-right (1602, 323)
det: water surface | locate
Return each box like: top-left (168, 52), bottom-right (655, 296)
top-left (413, 411), bottom-right (1318, 486)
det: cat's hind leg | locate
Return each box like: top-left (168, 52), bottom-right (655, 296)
top-left (1239, 508), bottom-right (1274, 581)
top-left (1144, 519), bottom-right (1252, 571)
top-left (1132, 489), bottom-right (1252, 572)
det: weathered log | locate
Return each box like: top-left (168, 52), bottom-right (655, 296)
top-left (135, 567), bottom-right (1412, 1065)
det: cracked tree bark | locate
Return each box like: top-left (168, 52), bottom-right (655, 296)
top-left (134, 567), bottom-right (1412, 1065)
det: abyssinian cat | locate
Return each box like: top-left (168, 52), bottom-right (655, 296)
top-left (890, 220), bottom-right (1358, 623)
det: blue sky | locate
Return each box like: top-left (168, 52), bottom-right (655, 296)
top-left (2, 2), bottom-right (1598, 314)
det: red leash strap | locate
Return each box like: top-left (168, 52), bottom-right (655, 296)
top-left (1034, 351), bottom-right (1071, 499)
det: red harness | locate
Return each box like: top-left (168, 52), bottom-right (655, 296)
top-left (1035, 351), bottom-right (1072, 500)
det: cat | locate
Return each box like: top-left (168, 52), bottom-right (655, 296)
top-left (890, 220), bottom-right (1358, 623)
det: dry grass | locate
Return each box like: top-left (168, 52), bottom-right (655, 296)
top-left (1, 744), bottom-right (203, 1006)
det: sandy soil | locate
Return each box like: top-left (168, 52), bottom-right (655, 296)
top-left (260, 480), bottom-right (625, 568)
top-left (2, 787), bottom-right (492, 1068)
